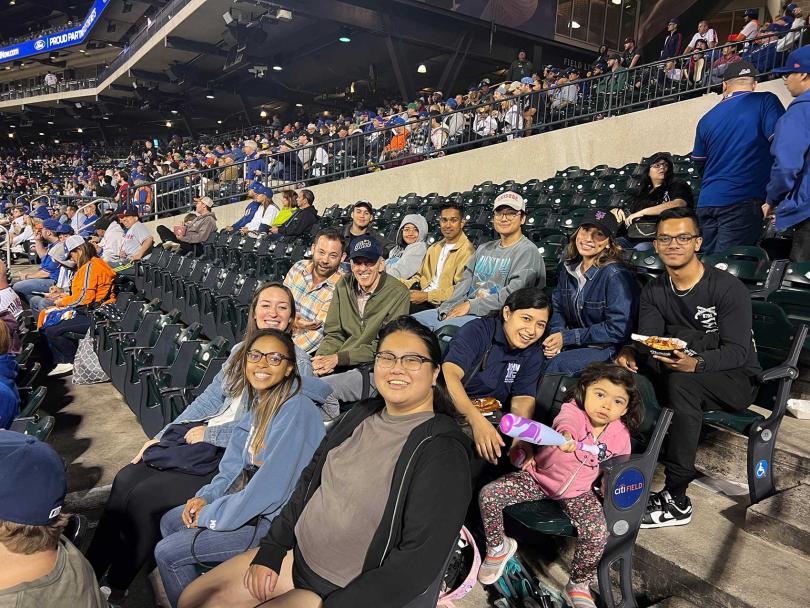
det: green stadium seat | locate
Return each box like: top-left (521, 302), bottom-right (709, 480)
top-left (768, 262), bottom-right (810, 326)
top-left (17, 386), bottom-right (47, 419)
top-left (701, 246), bottom-right (771, 291)
top-left (10, 415), bottom-right (55, 442)
top-left (556, 208), bottom-right (588, 235)
top-left (629, 250), bottom-right (666, 284)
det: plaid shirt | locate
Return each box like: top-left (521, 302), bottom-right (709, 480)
top-left (284, 259), bottom-right (346, 354)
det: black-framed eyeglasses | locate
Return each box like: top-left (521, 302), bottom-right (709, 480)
top-left (655, 234), bottom-right (699, 246)
top-left (494, 209), bottom-right (521, 219)
top-left (246, 350), bottom-right (291, 366)
top-left (374, 352), bottom-right (434, 371)
top-left (650, 161), bottom-right (669, 170)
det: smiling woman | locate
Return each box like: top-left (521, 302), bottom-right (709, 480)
top-left (177, 316), bottom-right (472, 608)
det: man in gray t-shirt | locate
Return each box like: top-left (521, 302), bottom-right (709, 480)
top-left (114, 207), bottom-right (153, 271)
top-left (413, 191), bottom-right (545, 330)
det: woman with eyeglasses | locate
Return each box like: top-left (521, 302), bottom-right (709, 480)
top-left (443, 287), bottom-right (550, 466)
top-left (86, 283), bottom-right (318, 606)
top-left (543, 210), bottom-right (639, 377)
top-left (178, 316), bottom-right (472, 608)
top-left (154, 329), bottom-right (326, 607)
top-left (612, 152), bottom-right (693, 250)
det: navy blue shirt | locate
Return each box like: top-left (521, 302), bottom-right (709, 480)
top-left (692, 91), bottom-right (784, 207)
top-left (444, 316), bottom-right (544, 404)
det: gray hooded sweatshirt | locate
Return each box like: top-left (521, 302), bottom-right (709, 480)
top-left (385, 213), bottom-right (429, 281)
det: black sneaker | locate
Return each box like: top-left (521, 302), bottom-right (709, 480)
top-left (640, 490), bottom-right (692, 528)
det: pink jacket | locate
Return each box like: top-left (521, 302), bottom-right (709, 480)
top-left (526, 401), bottom-right (631, 499)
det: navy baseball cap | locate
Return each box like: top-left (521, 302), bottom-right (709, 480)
top-left (40, 218), bottom-right (61, 231)
top-left (348, 236), bottom-right (383, 261)
top-left (579, 208), bottom-right (619, 239)
top-left (723, 60), bottom-right (759, 81)
top-left (55, 223), bottom-right (74, 235)
top-left (253, 184), bottom-right (273, 198)
top-left (0, 432), bottom-right (66, 526)
top-left (773, 46), bottom-right (810, 75)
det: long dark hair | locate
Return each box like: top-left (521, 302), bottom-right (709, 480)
top-left (572, 362), bottom-right (644, 435)
top-left (634, 152), bottom-right (674, 200)
top-left (376, 316), bottom-right (456, 418)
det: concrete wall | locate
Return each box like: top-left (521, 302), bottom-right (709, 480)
top-left (143, 79), bottom-right (792, 235)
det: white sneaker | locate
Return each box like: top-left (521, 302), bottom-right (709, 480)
top-left (47, 363), bottom-right (74, 377)
top-left (477, 536), bottom-right (518, 585)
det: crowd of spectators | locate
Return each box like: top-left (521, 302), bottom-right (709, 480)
top-left (0, 21), bottom-right (809, 608)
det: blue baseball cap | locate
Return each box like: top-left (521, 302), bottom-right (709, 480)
top-left (348, 235), bottom-right (383, 261)
top-left (520, 76), bottom-right (534, 85)
top-left (41, 218), bottom-right (61, 231)
top-left (253, 184), bottom-right (273, 198)
top-left (0, 432), bottom-right (66, 526)
top-left (55, 223), bottom-right (74, 235)
top-left (446, 98), bottom-right (458, 109)
top-left (773, 46), bottom-right (810, 75)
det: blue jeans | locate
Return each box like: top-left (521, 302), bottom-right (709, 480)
top-left (12, 278), bottom-right (54, 304)
top-left (697, 200), bottom-right (762, 254)
top-left (543, 346), bottom-right (616, 376)
top-left (155, 505), bottom-right (271, 608)
top-left (29, 295), bottom-right (51, 317)
top-left (411, 308), bottom-right (478, 331)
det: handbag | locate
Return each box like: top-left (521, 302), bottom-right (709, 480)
top-left (625, 220), bottom-right (658, 240)
top-left (72, 328), bottom-right (109, 385)
top-left (437, 527), bottom-right (481, 607)
top-left (142, 422), bottom-right (224, 476)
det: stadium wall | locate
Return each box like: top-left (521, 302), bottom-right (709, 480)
top-left (143, 79), bottom-right (792, 233)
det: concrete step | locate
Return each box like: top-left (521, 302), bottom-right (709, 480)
top-left (695, 406), bottom-right (810, 492)
top-left (745, 483), bottom-right (810, 558)
top-left (632, 476), bottom-right (810, 608)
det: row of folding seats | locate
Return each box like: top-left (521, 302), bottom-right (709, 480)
top-left (9, 311), bottom-right (53, 440)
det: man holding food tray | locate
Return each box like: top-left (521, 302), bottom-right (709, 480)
top-left (616, 208), bottom-right (761, 529)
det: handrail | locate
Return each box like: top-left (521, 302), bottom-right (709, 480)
top-left (0, 226), bottom-right (11, 269)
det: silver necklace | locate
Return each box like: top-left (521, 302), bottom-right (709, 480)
top-left (669, 265), bottom-right (704, 297)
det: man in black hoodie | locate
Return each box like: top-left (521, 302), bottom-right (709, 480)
top-left (266, 189), bottom-right (319, 239)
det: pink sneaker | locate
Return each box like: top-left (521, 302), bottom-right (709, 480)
top-left (477, 536), bottom-right (518, 586)
top-left (564, 580), bottom-right (597, 608)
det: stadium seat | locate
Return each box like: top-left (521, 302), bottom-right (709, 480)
top-left (215, 277), bottom-right (259, 344)
top-left (701, 246), bottom-right (772, 292)
top-left (17, 385), bottom-right (47, 418)
top-left (9, 414), bottom-right (55, 442)
top-left (628, 250), bottom-right (666, 284)
top-left (109, 310), bottom-right (181, 393)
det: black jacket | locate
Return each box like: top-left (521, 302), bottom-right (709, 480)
top-left (252, 399), bottom-right (472, 608)
top-left (278, 204), bottom-right (319, 237)
top-left (341, 224), bottom-right (393, 256)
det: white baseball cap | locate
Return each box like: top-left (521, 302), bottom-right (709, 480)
top-left (493, 191), bottom-right (526, 212)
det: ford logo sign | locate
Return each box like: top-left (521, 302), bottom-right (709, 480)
top-left (612, 468), bottom-right (645, 510)
top-left (34, 39), bottom-right (45, 51)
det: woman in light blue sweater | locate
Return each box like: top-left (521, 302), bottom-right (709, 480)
top-left (155, 329), bottom-right (326, 607)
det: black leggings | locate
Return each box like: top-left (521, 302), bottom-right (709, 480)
top-left (155, 225), bottom-right (196, 255)
top-left (85, 461), bottom-right (215, 590)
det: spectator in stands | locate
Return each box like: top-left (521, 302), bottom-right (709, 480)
top-left (759, 3), bottom-right (800, 36)
top-left (687, 39), bottom-right (710, 85)
top-left (284, 229), bottom-right (346, 355)
top-left (78, 202), bottom-right (99, 238)
top-left (339, 200), bottom-right (389, 252)
top-left (66, 203), bottom-right (85, 234)
top-left (542, 211), bottom-right (638, 377)
top-left (661, 18), bottom-right (684, 59)
top-left (613, 152), bottom-right (694, 248)
top-left (410, 202), bottom-right (475, 313)
top-left (708, 43), bottom-right (742, 83)
top-left (477, 362), bottom-right (639, 606)
top-left (621, 37), bottom-right (642, 68)
top-left (40, 239), bottom-right (116, 376)
top-left (242, 140), bottom-right (264, 179)
top-left (473, 106), bottom-right (499, 144)
top-left (12, 218), bottom-right (62, 304)
top-left (616, 208), bottom-right (760, 528)
top-left (97, 174), bottom-right (116, 198)
top-left (443, 287), bottom-right (549, 465)
top-left (312, 236), bottom-right (409, 376)
top-left (269, 189), bottom-right (298, 228)
top-left (0, 260), bottom-right (23, 333)
top-left (384, 214), bottom-right (428, 286)
top-left (156, 196), bottom-right (217, 254)
top-left (44, 70), bottom-right (58, 89)
top-left (0, 321), bottom-right (18, 429)
top-left (596, 53), bottom-right (628, 96)
top-left (86, 283), bottom-right (314, 606)
top-left (240, 185), bottom-right (278, 234)
top-left (269, 189), bottom-right (318, 238)
top-left (737, 9), bottom-right (761, 41)
top-left (691, 61), bottom-right (785, 253)
top-left (765, 46), bottom-right (810, 261)
top-left (413, 191), bottom-right (545, 330)
top-left (225, 183), bottom-right (262, 233)
top-left (508, 50), bottom-right (534, 82)
top-left (0, 432), bottom-right (107, 607)
top-left (154, 329), bottom-right (326, 607)
top-left (593, 45), bottom-right (609, 66)
top-left (113, 206), bottom-right (153, 273)
top-left (684, 20), bottom-right (718, 53)
top-left (91, 216), bottom-right (125, 266)
top-left (178, 316), bottom-right (471, 608)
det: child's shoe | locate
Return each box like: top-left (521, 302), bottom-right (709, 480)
top-left (477, 536), bottom-right (518, 585)
top-left (564, 580), bottom-right (597, 608)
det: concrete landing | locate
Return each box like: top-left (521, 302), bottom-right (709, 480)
top-left (746, 483), bottom-right (810, 558)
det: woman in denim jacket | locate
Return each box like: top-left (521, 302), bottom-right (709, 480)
top-left (542, 210), bottom-right (640, 376)
top-left (86, 283), bottom-right (322, 605)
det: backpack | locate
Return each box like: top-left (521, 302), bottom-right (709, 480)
top-left (437, 526), bottom-right (481, 607)
top-left (491, 556), bottom-right (557, 608)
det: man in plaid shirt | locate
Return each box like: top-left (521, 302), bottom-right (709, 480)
top-left (283, 228), bottom-right (347, 353)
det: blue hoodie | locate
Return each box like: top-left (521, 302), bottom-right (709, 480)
top-left (193, 377), bottom-right (329, 531)
top-left (231, 200), bottom-right (262, 230)
top-left (0, 353), bottom-right (20, 429)
top-left (768, 89), bottom-right (810, 230)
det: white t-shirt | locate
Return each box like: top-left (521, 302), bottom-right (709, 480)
top-left (0, 287), bottom-right (23, 320)
top-left (99, 222), bottom-right (125, 263)
top-left (740, 20), bottom-right (759, 40)
top-left (425, 243), bottom-right (454, 293)
top-left (121, 221), bottom-right (152, 258)
top-left (688, 29), bottom-right (718, 49)
top-left (247, 203), bottom-right (279, 231)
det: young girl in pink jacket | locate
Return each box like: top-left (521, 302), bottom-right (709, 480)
top-left (477, 363), bottom-right (644, 608)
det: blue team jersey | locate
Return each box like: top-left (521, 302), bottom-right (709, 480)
top-left (692, 91), bottom-right (785, 207)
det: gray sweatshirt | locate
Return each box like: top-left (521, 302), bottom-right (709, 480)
top-left (438, 235), bottom-right (545, 316)
top-left (385, 213), bottom-right (429, 281)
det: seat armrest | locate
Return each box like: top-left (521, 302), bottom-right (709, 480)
top-left (137, 365), bottom-right (170, 376)
top-left (758, 365), bottom-right (799, 384)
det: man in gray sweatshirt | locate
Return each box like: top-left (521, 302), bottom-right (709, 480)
top-left (413, 191), bottom-right (545, 330)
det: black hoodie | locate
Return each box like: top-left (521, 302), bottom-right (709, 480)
top-left (252, 398), bottom-right (472, 608)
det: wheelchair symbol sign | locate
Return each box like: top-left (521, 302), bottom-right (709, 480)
top-left (755, 459), bottom-right (768, 479)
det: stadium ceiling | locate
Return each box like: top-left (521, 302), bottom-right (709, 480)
top-left (0, 0), bottom-right (596, 142)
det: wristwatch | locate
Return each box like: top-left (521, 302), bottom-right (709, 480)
top-left (694, 355), bottom-right (706, 373)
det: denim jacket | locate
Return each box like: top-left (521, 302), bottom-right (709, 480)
top-left (549, 260), bottom-right (640, 349)
top-left (154, 341), bottom-right (315, 447)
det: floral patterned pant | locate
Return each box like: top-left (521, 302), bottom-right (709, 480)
top-left (479, 470), bottom-right (608, 584)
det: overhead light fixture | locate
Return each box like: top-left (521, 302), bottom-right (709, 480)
top-left (9, 125), bottom-right (14, 128)
top-left (417, 64), bottom-right (427, 74)
top-left (272, 65), bottom-right (283, 71)
top-left (165, 120), bottom-right (172, 127)
top-left (47, 121), bottom-right (53, 125)
top-left (205, 93), bottom-right (215, 99)
top-left (102, 116), bottom-right (109, 120)
top-left (7, 133), bottom-right (12, 138)
top-left (260, 110), bottom-right (268, 118)
top-left (611, 0), bottom-right (621, 3)
top-left (339, 34), bottom-right (351, 43)
top-left (9, 1), bottom-right (16, 6)
top-left (54, 139), bottom-right (59, 143)
top-left (571, 21), bottom-right (581, 29)
top-left (295, 103), bottom-right (303, 107)
top-left (38, 132), bottom-right (44, 135)
top-left (217, 119), bottom-right (222, 124)
top-left (79, 49), bottom-right (86, 53)
top-left (77, 128), bottom-right (83, 133)
top-left (170, 109), bottom-right (178, 114)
